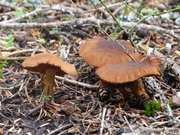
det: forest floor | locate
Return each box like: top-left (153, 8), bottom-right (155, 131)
top-left (0, 0), bottom-right (180, 135)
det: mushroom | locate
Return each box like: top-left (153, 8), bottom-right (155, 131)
top-left (79, 37), bottom-right (143, 67)
top-left (22, 52), bottom-right (78, 97)
top-left (95, 55), bottom-right (161, 100)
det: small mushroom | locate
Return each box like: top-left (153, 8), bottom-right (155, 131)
top-left (96, 55), bottom-right (161, 100)
top-left (79, 37), bottom-right (143, 67)
top-left (22, 52), bottom-right (78, 97)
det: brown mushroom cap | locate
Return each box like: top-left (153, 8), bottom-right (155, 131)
top-left (22, 53), bottom-right (78, 76)
top-left (95, 55), bottom-right (161, 84)
top-left (79, 37), bottom-right (143, 67)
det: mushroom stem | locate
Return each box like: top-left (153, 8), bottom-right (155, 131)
top-left (100, 80), bottom-right (150, 100)
top-left (129, 80), bottom-right (150, 99)
top-left (40, 73), bottom-right (44, 80)
top-left (42, 69), bottom-right (56, 96)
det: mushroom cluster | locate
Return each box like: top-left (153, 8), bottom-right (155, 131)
top-left (79, 37), bottom-right (161, 103)
top-left (22, 52), bottom-right (78, 98)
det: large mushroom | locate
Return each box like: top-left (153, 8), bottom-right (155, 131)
top-left (96, 55), bottom-right (161, 100)
top-left (79, 37), bottom-right (143, 67)
top-left (22, 52), bottom-right (78, 97)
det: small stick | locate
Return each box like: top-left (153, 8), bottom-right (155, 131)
top-left (55, 76), bottom-right (98, 89)
top-left (1, 49), bottom-right (45, 57)
top-left (123, 115), bottom-right (133, 132)
top-left (47, 124), bottom-right (73, 135)
top-left (0, 18), bottom-right (178, 40)
top-left (5, 57), bottom-right (28, 61)
top-left (28, 104), bottom-right (44, 115)
top-left (100, 107), bottom-right (107, 135)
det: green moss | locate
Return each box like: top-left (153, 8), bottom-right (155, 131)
top-left (144, 101), bottom-right (161, 116)
top-left (0, 59), bottom-right (7, 78)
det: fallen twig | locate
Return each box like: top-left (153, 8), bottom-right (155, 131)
top-left (0, 2), bottom-right (21, 10)
top-left (100, 107), bottom-right (107, 135)
top-left (0, 4), bottom-right (78, 23)
top-left (47, 124), bottom-right (73, 135)
top-left (0, 17), bottom-right (179, 40)
top-left (1, 49), bottom-right (45, 58)
top-left (124, 115), bottom-right (133, 132)
top-left (55, 76), bottom-right (98, 89)
top-left (28, 104), bottom-right (44, 115)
